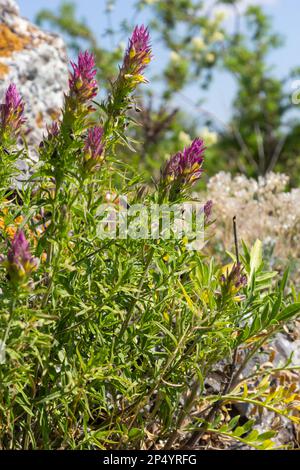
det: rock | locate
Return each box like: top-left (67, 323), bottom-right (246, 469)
top-left (0, 0), bottom-right (19, 16)
top-left (0, 0), bottom-right (68, 149)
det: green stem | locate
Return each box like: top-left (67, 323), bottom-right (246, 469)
top-left (41, 243), bottom-right (62, 309)
top-left (115, 246), bottom-right (155, 345)
top-left (125, 327), bottom-right (190, 435)
top-left (114, 190), bottom-right (167, 347)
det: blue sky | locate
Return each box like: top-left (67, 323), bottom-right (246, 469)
top-left (17, 0), bottom-right (300, 126)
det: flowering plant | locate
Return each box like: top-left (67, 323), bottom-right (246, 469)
top-left (0, 231), bottom-right (39, 286)
top-left (0, 26), bottom-right (299, 451)
top-left (0, 84), bottom-right (26, 143)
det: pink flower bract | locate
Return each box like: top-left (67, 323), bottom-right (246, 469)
top-left (220, 263), bottom-right (247, 291)
top-left (122, 25), bottom-right (152, 80)
top-left (163, 138), bottom-right (205, 186)
top-left (204, 200), bottom-right (213, 220)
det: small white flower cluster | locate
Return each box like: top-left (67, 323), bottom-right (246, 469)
top-left (188, 11), bottom-right (226, 65)
top-left (199, 127), bottom-right (218, 146)
top-left (170, 51), bottom-right (182, 63)
top-left (191, 36), bottom-right (206, 52)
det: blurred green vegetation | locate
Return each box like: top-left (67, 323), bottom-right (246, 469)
top-left (36, 0), bottom-right (300, 186)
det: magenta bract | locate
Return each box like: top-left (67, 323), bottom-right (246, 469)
top-left (220, 263), bottom-right (247, 291)
top-left (163, 138), bottom-right (205, 186)
top-left (84, 126), bottom-right (105, 170)
top-left (2, 231), bottom-right (39, 285)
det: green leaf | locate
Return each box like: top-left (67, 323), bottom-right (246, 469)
top-left (242, 240), bottom-right (251, 265)
top-left (271, 294), bottom-right (282, 320)
top-left (233, 426), bottom-right (246, 437)
top-left (242, 420), bottom-right (256, 433)
top-left (258, 440), bottom-right (276, 450)
top-left (227, 415), bottom-right (240, 430)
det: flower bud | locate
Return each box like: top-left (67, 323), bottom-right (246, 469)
top-left (83, 126), bottom-right (105, 172)
top-left (162, 138), bottom-right (205, 187)
top-left (0, 84), bottom-right (26, 140)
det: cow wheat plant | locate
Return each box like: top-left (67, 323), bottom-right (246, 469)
top-left (0, 26), bottom-right (299, 450)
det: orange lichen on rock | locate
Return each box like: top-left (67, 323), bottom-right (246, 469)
top-left (0, 24), bottom-right (29, 58)
top-left (0, 61), bottom-right (9, 77)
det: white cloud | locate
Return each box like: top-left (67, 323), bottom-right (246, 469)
top-left (212, 0), bottom-right (279, 22)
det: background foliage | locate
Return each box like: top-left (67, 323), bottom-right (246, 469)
top-left (36, 0), bottom-right (300, 185)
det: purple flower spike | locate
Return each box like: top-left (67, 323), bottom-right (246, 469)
top-left (84, 126), bottom-right (105, 171)
top-left (45, 121), bottom-right (60, 143)
top-left (204, 200), bottom-right (213, 219)
top-left (163, 138), bottom-right (205, 186)
top-left (122, 25), bottom-right (152, 82)
top-left (2, 230), bottom-right (39, 285)
top-left (0, 84), bottom-right (26, 137)
top-left (203, 200), bottom-right (213, 224)
top-left (69, 51), bottom-right (98, 104)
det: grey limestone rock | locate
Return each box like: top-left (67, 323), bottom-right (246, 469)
top-left (0, 0), bottom-right (68, 150)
